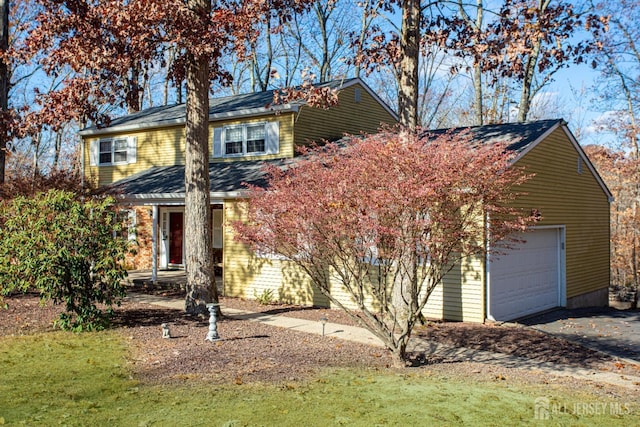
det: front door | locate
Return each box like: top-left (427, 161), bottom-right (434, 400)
top-left (169, 212), bottom-right (184, 265)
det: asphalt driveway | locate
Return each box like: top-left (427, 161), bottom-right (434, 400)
top-left (520, 307), bottom-right (640, 362)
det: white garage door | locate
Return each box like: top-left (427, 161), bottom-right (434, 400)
top-left (488, 227), bottom-right (564, 321)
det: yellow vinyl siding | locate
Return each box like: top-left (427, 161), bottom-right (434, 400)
top-left (294, 84), bottom-right (397, 146)
top-left (84, 114), bottom-right (295, 188)
top-left (84, 126), bottom-right (185, 188)
top-left (423, 255), bottom-right (485, 322)
top-left (224, 200), bottom-right (484, 320)
top-left (511, 128), bottom-right (610, 299)
top-left (223, 200), bottom-right (328, 306)
top-left (224, 200), bottom-right (399, 310)
top-left (210, 114), bottom-right (295, 162)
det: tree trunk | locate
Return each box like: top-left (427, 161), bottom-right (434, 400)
top-left (32, 131), bottom-right (41, 183)
top-left (391, 340), bottom-right (409, 368)
top-left (473, 64), bottom-right (483, 125)
top-left (516, 1), bottom-right (548, 123)
top-left (184, 0), bottom-right (218, 316)
top-left (125, 65), bottom-right (142, 113)
top-left (516, 52), bottom-right (536, 122)
top-left (53, 129), bottom-right (63, 170)
top-left (0, 0), bottom-right (9, 189)
top-left (394, 1), bottom-right (420, 362)
top-left (458, 0), bottom-right (484, 125)
top-left (315, 2), bottom-right (331, 82)
top-left (397, 0), bottom-right (420, 131)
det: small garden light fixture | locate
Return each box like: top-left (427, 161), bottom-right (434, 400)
top-left (161, 323), bottom-right (171, 339)
top-left (320, 316), bottom-right (328, 337)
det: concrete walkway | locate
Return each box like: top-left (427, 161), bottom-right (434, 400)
top-left (126, 293), bottom-right (640, 390)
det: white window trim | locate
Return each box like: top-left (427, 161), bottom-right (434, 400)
top-left (114, 208), bottom-right (137, 242)
top-left (90, 136), bottom-right (137, 166)
top-left (212, 121), bottom-right (279, 159)
top-left (212, 207), bottom-right (223, 249)
top-left (223, 122), bottom-right (267, 158)
top-left (126, 209), bottom-right (137, 242)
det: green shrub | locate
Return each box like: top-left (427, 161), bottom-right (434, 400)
top-left (253, 288), bottom-right (275, 305)
top-left (0, 190), bottom-right (131, 331)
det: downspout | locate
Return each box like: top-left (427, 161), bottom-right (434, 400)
top-left (484, 210), bottom-right (491, 322)
top-left (151, 204), bottom-right (158, 283)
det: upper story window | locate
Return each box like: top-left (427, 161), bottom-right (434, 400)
top-left (213, 121), bottom-right (279, 159)
top-left (90, 136), bottom-right (137, 166)
top-left (224, 124), bottom-right (266, 156)
top-left (100, 138), bottom-right (128, 164)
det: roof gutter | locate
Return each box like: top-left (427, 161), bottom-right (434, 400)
top-left (116, 190), bottom-right (249, 204)
top-left (79, 104), bottom-right (299, 137)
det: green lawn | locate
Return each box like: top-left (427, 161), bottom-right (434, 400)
top-left (0, 331), bottom-right (637, 426)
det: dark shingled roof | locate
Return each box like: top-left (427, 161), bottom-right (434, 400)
top-left (82, 78), bottom-right (359, 133)
top-left (110, 158), bottom-right (293, 198)
top-left (112, 119), bottom-right (565, 199)
top-left (424, 119), bottom-right (563, 153)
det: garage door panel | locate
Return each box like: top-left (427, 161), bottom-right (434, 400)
top-left (489, 228), bottom-right (562, 321)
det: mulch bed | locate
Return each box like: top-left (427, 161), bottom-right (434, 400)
top-left (2, 288), bottom-right (639, 396)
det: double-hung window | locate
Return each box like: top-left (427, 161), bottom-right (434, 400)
top-left (224, 123), bottom-right (266, 156)
top-left (246, 124), bottom-right (266, 153)
top-left (213, 121), bottom-right (279, 158)
top-left (100, 138), bottom-right (128, 164)
top-left (90, 136), bottom-right (137, 166)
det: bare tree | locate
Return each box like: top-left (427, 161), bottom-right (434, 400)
top-left (490, 0), bottom-right (604, 122)
top-left (0, 0), bottom-right (9, 188)
top-left (594, 3), bottom-right (640, 155)
top-left (456, 0), bottom-right (485, 125)
top-left (589, 0), bottom-right (640, 307)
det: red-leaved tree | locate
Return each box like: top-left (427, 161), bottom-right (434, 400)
top-left (234, 130), bottom-right (535, 364)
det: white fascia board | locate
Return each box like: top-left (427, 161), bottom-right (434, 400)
top-left (79, 104), bottom-right (298, 137)
top-left (117, 191), bottom-right (248, 204)
top-left (510, 120), bottom-right (562, 163)
top-left (79, 118), bottom-right (186, 136)
top-left (562, 124), bottom-right (614, 201)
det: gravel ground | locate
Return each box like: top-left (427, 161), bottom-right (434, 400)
top-left (2, 291), bottom-right (639, 401)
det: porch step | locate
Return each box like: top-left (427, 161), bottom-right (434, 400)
top-left (125, 269), bottom-right (223, 293)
